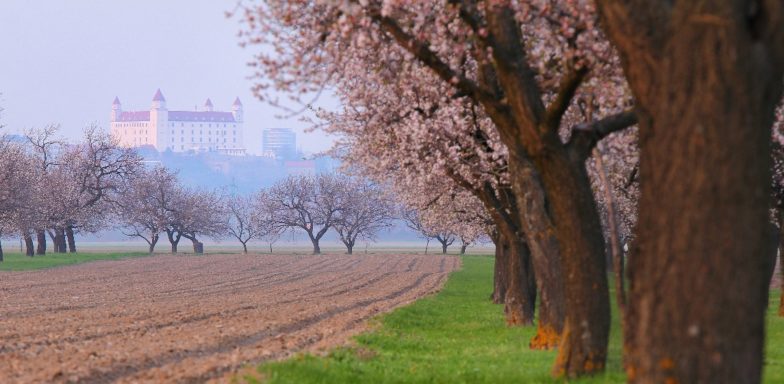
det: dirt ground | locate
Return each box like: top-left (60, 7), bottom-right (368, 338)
top-left (0, 253), bottom-right (459, 383)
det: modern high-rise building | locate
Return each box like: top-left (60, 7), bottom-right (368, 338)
top-left (110, 89), bottom-right (246, 155)
top-left (262, 128), bottom-right (297, 160)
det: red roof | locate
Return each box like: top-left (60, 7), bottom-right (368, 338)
top-left (152, 89), bottom-right (166, 102)
top-left (117, 111), bottom-right (150, 121)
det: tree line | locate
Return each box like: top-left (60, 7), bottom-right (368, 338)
top-left (0, 126), bottom-right (487, 258)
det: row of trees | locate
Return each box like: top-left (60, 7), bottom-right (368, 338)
top-left (0, 128), bottom-right (473, 257)
top-left (0, 125), bottom-right (140, 260)
top-left (237, 1), bottom-right (784, 382)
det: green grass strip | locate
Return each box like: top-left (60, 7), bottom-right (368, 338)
top-left (0, 252), bottom-right (150, 271)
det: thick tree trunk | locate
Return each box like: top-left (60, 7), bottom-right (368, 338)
top-left (0, 239), bottom-right (4, 262)
top-left (499, 227), bottom-right (536, 326)
top-left (36, 229), bottom-right (47, 255)
top-left (491, 235), bottom-right (508, 304)
top-left (441, 242), bottom-right (448, 254)
top-left (460, 244), bottom-right (468, 255)
top-left (65, 225), bottom-right (76, 253)
top-left (242, 242), bottom-right (248, 254)
top-left (508, 149), bottom-right (610, 376)
top-left (24, 233), bottom-right (35, 256)
top-left (509, 164), bottom-right (568, 351)
top-left (346, 243), bottom-right (354, 255)
top-left (597, 3), bottom-right (784, 380)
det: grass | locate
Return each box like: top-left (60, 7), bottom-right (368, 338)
top-left (0, 251), bottom-right (149, 271)
top-left (246, 255), bottom-right (784, 383)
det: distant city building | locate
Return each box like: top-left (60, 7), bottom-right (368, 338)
top-left (262, 128), bottom-right (297, 160)
top-left (110, 89), bottom-right (246, 155)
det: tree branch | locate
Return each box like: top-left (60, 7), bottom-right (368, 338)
top-left (567, 109), bottom-right (638, 160)
top-left (363, 4), bottom-right (499, 109)
top-left (545, 67), bottom-right (589, 131)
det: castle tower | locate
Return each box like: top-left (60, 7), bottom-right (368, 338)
top-left (231, 97), bottom-right (243, 122)
top-left (111, 96), bottom-right (122, 122)
top-left (204, 98), bottom-right (214, 112)
top-left (150, 89), bottom-right (169, 149)
top-left (151, 88), bottom-right (167, 110)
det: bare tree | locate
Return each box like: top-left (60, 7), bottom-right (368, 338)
top-left (264, 174), bottom-right (346, 254)
top-left (117, 167), bottom-right (178, 254)
top-left (332, 181), bottom-right (394, 254)
top-left (223, 194), bottom-right (258, 254)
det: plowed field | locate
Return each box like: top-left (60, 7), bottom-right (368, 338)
top-left (0, 254), bottom-right (459, 383)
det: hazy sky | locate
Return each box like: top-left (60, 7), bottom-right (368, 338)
top-left (0, 0), bottom-right (338, 154)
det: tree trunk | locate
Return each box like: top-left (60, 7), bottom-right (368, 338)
top-left (491, 236), bottom-right (508, 304)
top-left (459, 243), bottom-right (468, 255)
top-left (0, 238), bottom-right (3, 262)
top-left (593, 146), bottom-right (627, 319)
top-left (53, 228), bottom-right (67, 253)
top-left (242, 242), bottom-right (248, 254)
top-left (441, 242), bottom-right (448, 254)
top-left (192, 239), bottom-right (204, 254)
top-left (269, 242), bottom-right (273, 254)
top-left (346, 242), bottom-right (354, 255)
top-left (508, 159), bottom-right (572, 352)
top-left (166, 230), bottom-right (181, 254)
top-left (24, 233), bottom-right (35, 256)
top-left (311, 237), bottom-right (321, 255)
top-left (507, 149), bottom-right (610, 376)
top-left (36, 229), bottom-right (47, 255)
top-left (65, 225), bottom-right (76, 253)
top-left (499, 227), bottom-right (536, 326)
top-left (779, 213), bottom-right (784, 317)
top-left (148, 233), bottom-right (159, 254)
top-left (596, 3), bottom-right (784, 380)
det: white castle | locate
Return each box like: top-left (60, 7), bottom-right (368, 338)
top-left (110, 89), bottom-right (246, 155)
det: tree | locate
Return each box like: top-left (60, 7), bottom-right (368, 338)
top-left (117, 166), bottom-right (178, 254)
top-left (172, 189), bottom-right (226, 254)
top-left (59, 126), bottom-right (141, 253)
top-left (238, 2), bottom-right (636, 374)
top-left (332, 181), bottom-right (395, 254)
top-left (596, 2), bottom-right (784, 382)
top-left (223, 194), bottom-right (259, 254)
top-left (263, 174), bottom-right (346, 254)
top-left (252, 189), bottom-right (283, 254)
top-left (0, 137), bottom-right (37, 261)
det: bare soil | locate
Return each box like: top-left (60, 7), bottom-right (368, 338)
top-left (0, 253), bottom-right (459, 383)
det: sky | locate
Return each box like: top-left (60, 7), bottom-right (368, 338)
top-left (0, 0), bottom-right (338, 155)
